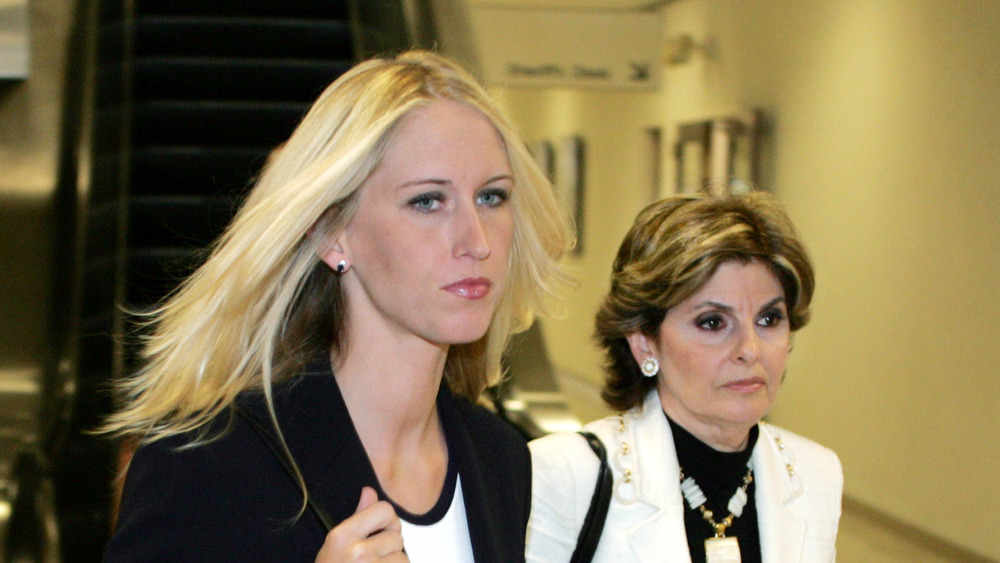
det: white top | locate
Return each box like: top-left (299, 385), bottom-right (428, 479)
top-left (399, 475), bottom-right (475, 563)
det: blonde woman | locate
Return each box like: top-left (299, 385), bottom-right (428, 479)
top-left (103, 50), bottom-right (572, 562)
top-left (527, 193), bottom-right (841, 563)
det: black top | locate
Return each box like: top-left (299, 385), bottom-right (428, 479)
top-left (104, 360), bottom-right (531, 562)
top-left (668, 414), bottom-right (761, 563)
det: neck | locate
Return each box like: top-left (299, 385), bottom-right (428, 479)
top-left (333, 337), bottom-right (447, 444)
top-left (658, 391), bottom-right (755, 452)
top-left (332, 337), bottom-right (451, 513)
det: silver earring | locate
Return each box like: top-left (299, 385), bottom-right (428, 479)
top-left (336, 259), bottom-right (347, 273)
top-left (640, 357), bottom-right (659, 377)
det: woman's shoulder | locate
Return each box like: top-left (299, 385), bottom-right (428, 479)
top-left (527, 411), bottom-right (628, 489)
top-left (756, 421), bottom-right (844, 503)
top-left (529, 430), bottom-right (591, 463)
top-left (755, 422), bottom-right (844, 536)
top-left (528, 407), bottom-right (635, 461)
top-left (111, 415), bottom-right (313, 559)
top-left (447, 392), bottom-right (533, 541)
top-left (125, 402), bottom-right (291, 488)
top-left (124, 367), bottom-right (340, 496)
top-left (758, 422), bottom-right (841, 466)
top-left (526, 423), bottom-right (618, 562)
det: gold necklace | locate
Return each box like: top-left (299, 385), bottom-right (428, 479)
top-left (679, 464), bottom-right (754, 563)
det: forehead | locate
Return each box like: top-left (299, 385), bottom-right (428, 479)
top-left (389, 100), bottom-right (504, 149)
top-left (684, 260), bottom-right (783, 304)
top-left (355, 100), bottom-right (511, 200)
top-left (380, 101), bottom-right (508, 173)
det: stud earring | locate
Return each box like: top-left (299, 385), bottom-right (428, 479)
top-left (640, 357), bottom-right (659, 377)
top-left (336, 259), bottom-right (347, 273)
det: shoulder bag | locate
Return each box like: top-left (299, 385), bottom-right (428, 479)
top-left (570, 431), bottom-right (613, 563)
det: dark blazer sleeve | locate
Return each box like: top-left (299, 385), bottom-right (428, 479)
top-left (104, 416), bottom-right (329, 562)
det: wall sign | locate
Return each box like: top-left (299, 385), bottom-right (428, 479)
top-left (469, 6), bottom-right (664, 90)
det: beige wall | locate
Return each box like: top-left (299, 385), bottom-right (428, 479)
top-left (0, 0), bottom-right (75, 468)
top-left (492, 0), bottom-right (1000, 558)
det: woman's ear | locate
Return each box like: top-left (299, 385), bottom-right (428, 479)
top-left (625, 331), bottom-right (657, 365)
top-left (316, 232), bottom-right (350, 273)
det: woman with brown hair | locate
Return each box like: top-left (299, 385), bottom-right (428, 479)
top-left (527, 192), bottom-right (841, 563)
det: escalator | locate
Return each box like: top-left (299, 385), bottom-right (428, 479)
top-left (56, 2), bottom-right (358, 560)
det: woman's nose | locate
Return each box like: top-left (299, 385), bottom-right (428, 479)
top-left (454, 208), bottom-right (491, 260)
top-left (734, 324), bottom-right (762, 364)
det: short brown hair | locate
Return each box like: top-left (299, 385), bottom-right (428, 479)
top-left (595, 192), bottom-right (814, 411)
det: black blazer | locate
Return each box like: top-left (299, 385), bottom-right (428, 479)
top-left (104, 362), bottom-right (531, 562)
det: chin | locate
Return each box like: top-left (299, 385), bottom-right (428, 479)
top-left (439, 324), bottom-right (492, 346)
top-left (722, 402), bottom-right (772, 427)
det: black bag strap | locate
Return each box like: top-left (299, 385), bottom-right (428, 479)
top-left (234, 405), bottom-right (335, 532)
top-left (570, 431), bottom-right (613, 563)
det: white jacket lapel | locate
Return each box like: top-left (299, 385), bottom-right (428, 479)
top-left (754, 423), bottom-right (807, 563)
top-left (623, 392), bottom-right (693, 562)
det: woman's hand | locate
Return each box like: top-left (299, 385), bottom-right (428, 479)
top-left (314, 486), bottom-right (408, 562)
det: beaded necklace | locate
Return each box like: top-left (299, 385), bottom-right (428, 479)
top-left (679, 463), bottom-right (754, 537)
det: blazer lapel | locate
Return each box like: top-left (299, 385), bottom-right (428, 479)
top-left (279, 367), bottom-right (381, 527)
top-left (625, 392), bottom-right (694, 562)
top-left (436, 385), bottom-right (503, 563)
top-left (754, 423), bottom-right (807, 563)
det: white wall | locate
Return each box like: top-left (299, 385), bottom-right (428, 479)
top-left (491, 0), bottom-right (1000, 558)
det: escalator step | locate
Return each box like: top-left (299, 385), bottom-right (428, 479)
top-left (128, 195), bottom-right (236, 249)
top-left (131, 100), bottom-right (307, 147)
top-left (135, 0), bottom-right (349, 20)
top-left (133, 58), bottom-right (350, 102)
top-left (130, 145), bottom-right (272, 196)
top-left (135, 17), bottom-right (352, 60)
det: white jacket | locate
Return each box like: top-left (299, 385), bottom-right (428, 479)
top-left (527, 391), bottom-right (843, 562)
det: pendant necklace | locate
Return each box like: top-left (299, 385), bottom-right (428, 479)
top-left (679, 463), bottom-right (753, 563)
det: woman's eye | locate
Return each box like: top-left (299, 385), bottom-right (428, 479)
top-left (758, 309), bottom-right (786, 327)
top-left (476, 188), bottom-right (510, 207)
top-left (696, 314), bottom-right (726, 331)
top-left (408, 192), bottom-right (444, 212)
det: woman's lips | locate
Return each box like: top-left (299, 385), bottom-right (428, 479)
top-left (443, 278), bottom-right (492, 299)
top-left (722, 377), bottom-right (766, 393)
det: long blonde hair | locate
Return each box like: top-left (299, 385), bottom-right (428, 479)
top-left (103, 50), bottom-right (574, 443)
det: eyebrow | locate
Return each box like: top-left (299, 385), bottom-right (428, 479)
top-left (398, 178), bottom-right (449, 190)
top-left (397, 174), bottom-right (514, 190)
top-left (693, 296), bottom-right (787, 314)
